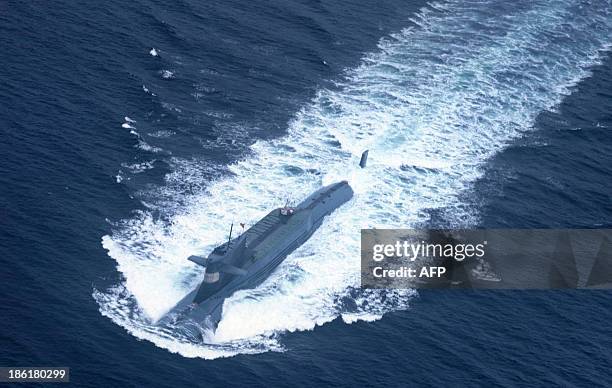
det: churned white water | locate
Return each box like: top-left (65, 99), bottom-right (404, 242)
top-left (95, 0), bottom-right (612, 359)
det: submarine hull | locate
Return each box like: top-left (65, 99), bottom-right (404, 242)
top-left (157, 181), bottom-right (354, 337)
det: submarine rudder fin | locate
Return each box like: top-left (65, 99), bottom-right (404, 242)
top-left (359, 150), bottom-right (369, 168)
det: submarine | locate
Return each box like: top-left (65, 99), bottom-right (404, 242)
top-left (157, 151), bottom-right (369, 337)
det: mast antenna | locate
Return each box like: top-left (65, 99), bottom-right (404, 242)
top-left (227, 222), bottom-right (234, 250)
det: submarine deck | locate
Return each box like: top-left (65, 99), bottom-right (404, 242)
top-left (242, 209), bottom-right (284, 248)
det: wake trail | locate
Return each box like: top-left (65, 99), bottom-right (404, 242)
top-left (95, 0), bottom-right (612, 359)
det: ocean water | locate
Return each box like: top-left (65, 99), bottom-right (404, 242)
top-left (2, 0), bottom-right (612, 386)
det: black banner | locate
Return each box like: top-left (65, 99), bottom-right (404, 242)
top-left (361, 229), bottom-right (612, 289)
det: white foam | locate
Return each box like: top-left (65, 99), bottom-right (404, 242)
top-left (121, 124), bottom-right (167, 154)
top-left (160, 70), bottom-right (174, 79)
top-left (121, 161), bottom-right (156, 174)
top-left (136, 139), bottom-right (165, 154)
top-left (150, 48), bottom-right (158, 57)
top-left (97, 0), bottom-right (612, 359)
top-left (148, 130), bottom-right (176, 138)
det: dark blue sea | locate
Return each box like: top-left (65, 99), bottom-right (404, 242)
top-left (2, 0), bottom-right (612, 386)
